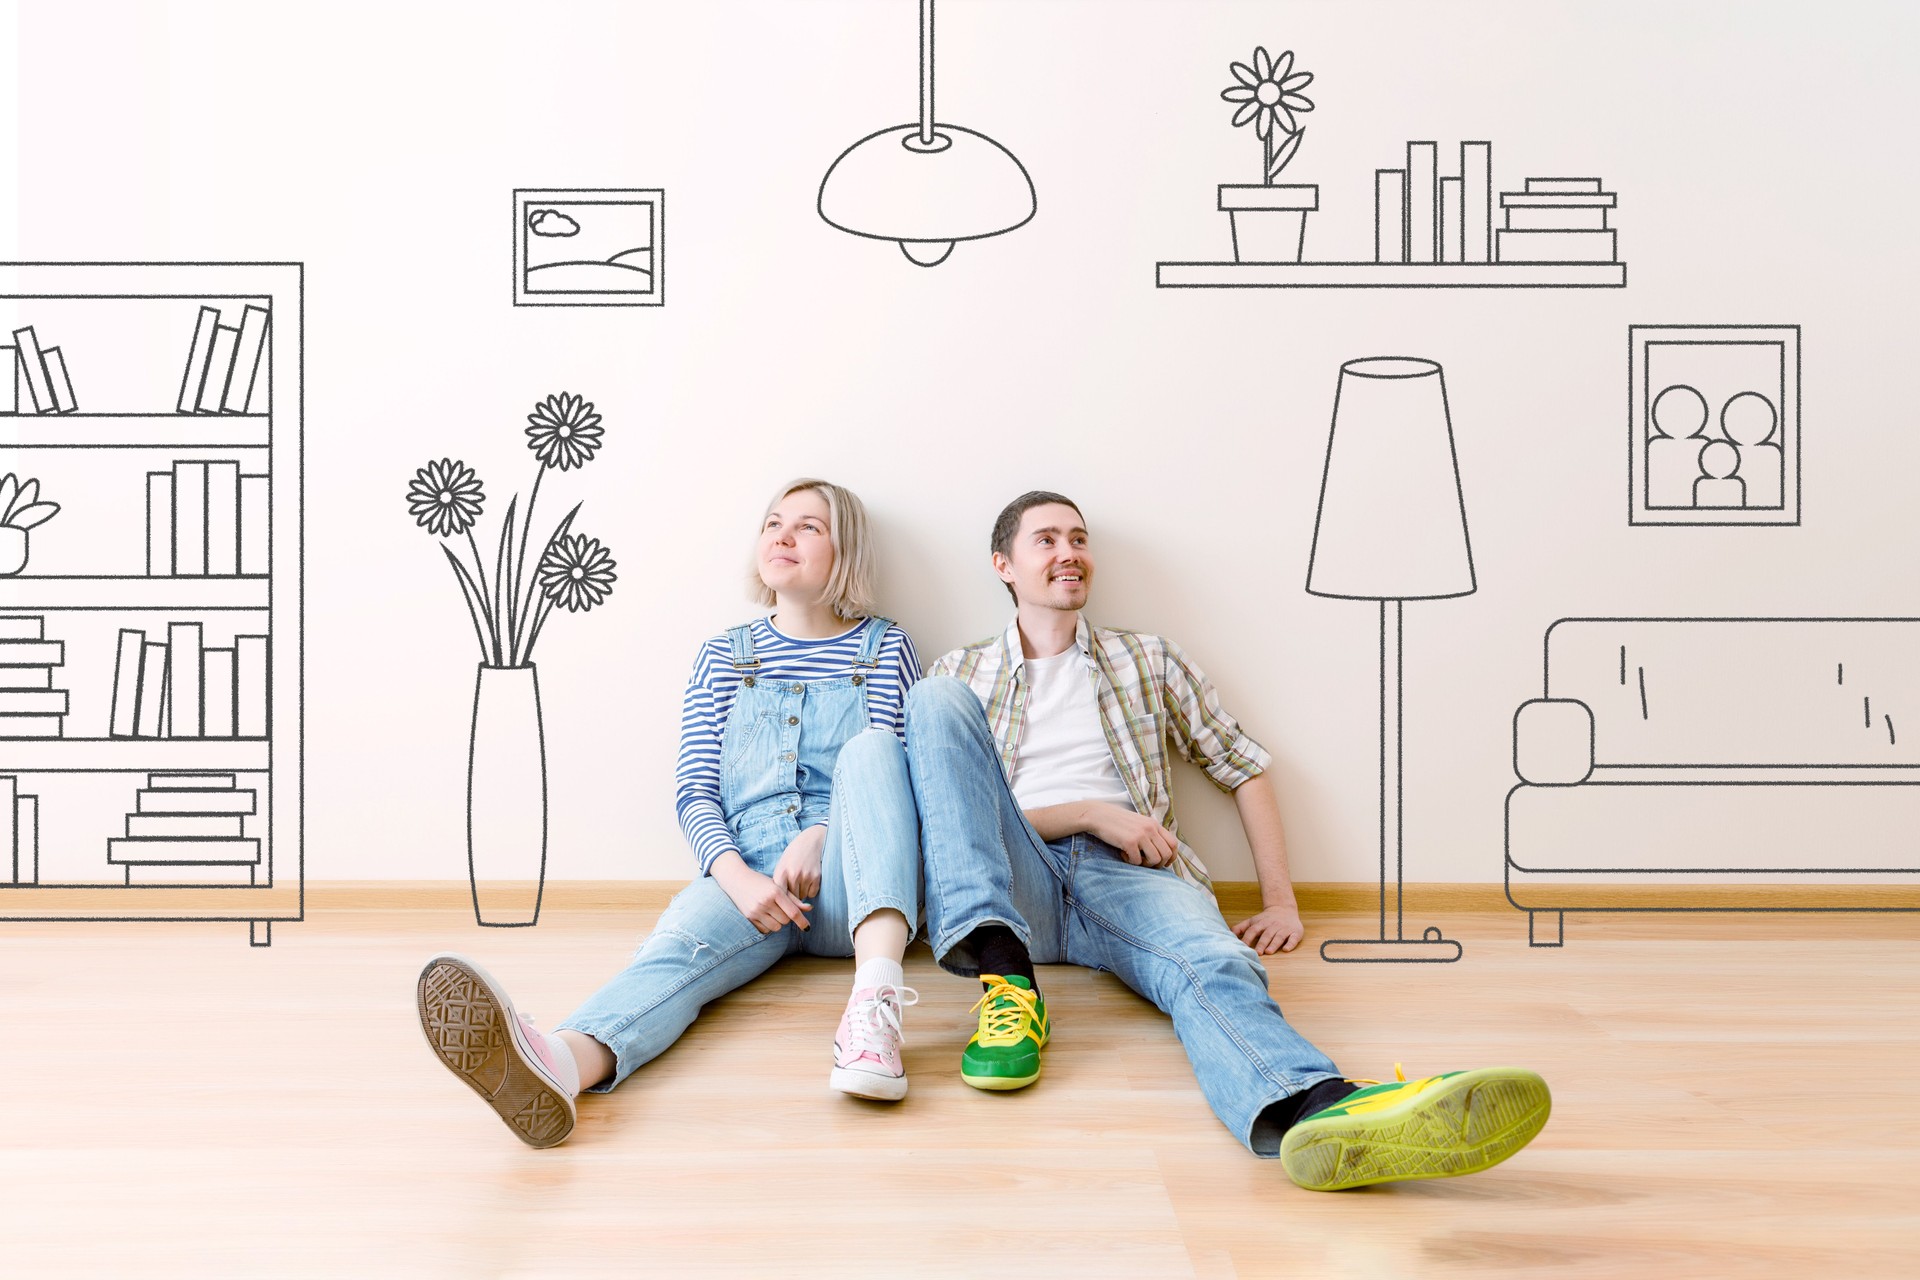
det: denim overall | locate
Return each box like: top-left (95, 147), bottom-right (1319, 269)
top-left (562, 618), bottom-right (921, 1091)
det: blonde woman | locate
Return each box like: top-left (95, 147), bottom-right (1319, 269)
top-left (417, 479), bottom-right (923, 1146)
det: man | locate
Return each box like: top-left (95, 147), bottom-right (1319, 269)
top-left (902, 491), bottom-right (1550, 1191)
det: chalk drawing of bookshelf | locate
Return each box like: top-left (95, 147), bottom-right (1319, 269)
top-left (0, 264), bottom-right (302, 947)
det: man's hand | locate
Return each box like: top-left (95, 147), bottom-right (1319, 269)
top-left (1233, 902), bottom-right (1305, 955)
top-left (1082, 802), bottom-right (1180, 868)
top-left (712, 853), bottom-right (811, 934)
top-left (770, 823), bottom-right (827, 901)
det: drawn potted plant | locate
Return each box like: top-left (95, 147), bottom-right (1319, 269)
top-left (0, 474), bottom-right (61, 576)
top-left (1217, 45), bottom-right (1319, 263)
top-left (406, 392), bottom-right (618, 927)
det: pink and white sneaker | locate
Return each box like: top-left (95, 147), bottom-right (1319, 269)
top-left (830, 983), bottom-right (919, 1101)
top-left (417, 952), bottom-right (579, 1148)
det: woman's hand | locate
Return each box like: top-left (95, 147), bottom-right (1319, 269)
top-left (712, 853), bottom-right (811, 934)
top-left (771, 823), bottom-right (827, 900)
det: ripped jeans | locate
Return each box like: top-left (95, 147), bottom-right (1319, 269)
top-left (558, 729), bottom-right (921, 1091)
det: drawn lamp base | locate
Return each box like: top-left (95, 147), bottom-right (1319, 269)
top-left (1320, 928), bottom-right (1464, 963)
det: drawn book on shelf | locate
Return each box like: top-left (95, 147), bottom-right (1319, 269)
top-left (1, 776), bottom-right (40, 885)
top-left (177, 304), bottom-right (270, 415)
top-left (110, 628), bottom-right (267, 739)
top-left (4, 325), bottom-right (79, 415)
top-left (0, 616), bottom-right (69, 740)
top-left (148, 461), bottom-right (268, 577)
top-left (110, 772), bottom-right (261, 886)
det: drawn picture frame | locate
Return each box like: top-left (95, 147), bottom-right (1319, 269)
top-left (512, 188), bottom-right (665, 307)
top-left (1628, 325), bottom-right (1800, 526)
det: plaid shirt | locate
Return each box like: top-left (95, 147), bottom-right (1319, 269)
top-left (928, 614), bottom-right (1272, 888)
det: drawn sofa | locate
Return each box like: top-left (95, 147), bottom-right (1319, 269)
top-left (1504, 618), bottom-right (1920, 944)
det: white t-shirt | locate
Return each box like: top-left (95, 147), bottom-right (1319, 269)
top-left (1008, 649), bottom-right (1137, 811)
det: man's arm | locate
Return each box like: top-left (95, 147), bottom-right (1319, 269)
top-left (1024, 800), bottom-right (1179, 866)
top-left (1229, 772), bottom-right (1305, 955)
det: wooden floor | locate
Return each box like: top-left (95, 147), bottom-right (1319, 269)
top-left (3, 900), bottom-right (1917, 1278)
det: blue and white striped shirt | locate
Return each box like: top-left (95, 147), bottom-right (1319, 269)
top-left (675, 617), bottom-right (922, 874)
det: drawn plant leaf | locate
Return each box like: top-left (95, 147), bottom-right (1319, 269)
top-left (0, 475), bottom-right (17, 524)
top-left (1267, 127), bottom-right (1306, 178)
top-left (441, 543), bottom-right (495, 662)
top-left (9, 501), bottom-right (60, 529)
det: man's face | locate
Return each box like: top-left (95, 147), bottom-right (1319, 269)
top-left (994, 503), bottom-right (1093, 613)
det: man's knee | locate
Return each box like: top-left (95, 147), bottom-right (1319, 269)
top-left (905, 675), bottom-right (983, 731)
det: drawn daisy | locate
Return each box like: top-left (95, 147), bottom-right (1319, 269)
top-left (537, 533), bottom-right (618, 613)
top-left (407, 458), bottom-right (486, 538)
top-left (525, 392), bottom-right (606, 471)
top-left (1222, 46), bottom-right (1315, 140)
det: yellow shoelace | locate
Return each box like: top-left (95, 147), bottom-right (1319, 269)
top-left (1345, 1063), bottom-right (1411, 1089)
top-left (969, 975), bottom-right (1041, 1047)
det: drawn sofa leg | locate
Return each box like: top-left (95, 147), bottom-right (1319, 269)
top-left (250, 921), bottom-right (272, 947)
top-left (1528, 910), bottom-right (1564, 948)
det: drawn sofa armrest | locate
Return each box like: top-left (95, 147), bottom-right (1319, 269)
top-left (1512, 698), bottom-right (1594, 786)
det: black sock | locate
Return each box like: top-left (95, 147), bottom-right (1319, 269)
top-left (1263, 1078), bottom-right (1360, 1136)
top-left (966, 924), bottom-right (1036, 992)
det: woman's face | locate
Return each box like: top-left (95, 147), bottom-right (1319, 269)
top-left (757, 487), bottom-right (835, 604)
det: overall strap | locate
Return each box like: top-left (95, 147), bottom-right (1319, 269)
top-left (853, 616), bottom-right (893, 667)
top-left (726, 623), bottom-right (758, 670)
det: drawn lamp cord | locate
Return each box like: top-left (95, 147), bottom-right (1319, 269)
top-left (1306, 357), bottom-right (1477, 963)
top-left (818, 0), bottom-right (1035, 266)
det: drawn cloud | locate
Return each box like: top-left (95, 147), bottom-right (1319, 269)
top-left (528, 210), bottom-right (581, 238)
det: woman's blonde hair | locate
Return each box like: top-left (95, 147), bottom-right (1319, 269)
top-left (748, 478), bottom-right (879, 620)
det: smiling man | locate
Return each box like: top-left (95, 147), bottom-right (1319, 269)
top-left (902, 490), bottom-right (1551, 1190)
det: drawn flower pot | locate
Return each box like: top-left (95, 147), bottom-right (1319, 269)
top-left (0, 528), bottom-right (28, 576)
top-left (467, 663), bottom-right (547, 927)
top-left (1218, 184), bottom-right (1319, 263)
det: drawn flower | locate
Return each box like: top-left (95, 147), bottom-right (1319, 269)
top-left (537, 533), bottom-right (617, 613)
top-left (1221, 46), bottom-right (1315, 140)
top-left (525, 393), bottom-right (606, 471)
top-left (408, 459), bottom-right (486, 537)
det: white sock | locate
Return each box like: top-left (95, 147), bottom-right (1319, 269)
top-left (533, 1024), bottom-right (581, 1097)
top-left (853, 957), bottom-right (905, 994)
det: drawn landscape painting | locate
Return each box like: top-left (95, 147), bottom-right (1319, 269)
top-left (513, 189), bottom-right (664, 306)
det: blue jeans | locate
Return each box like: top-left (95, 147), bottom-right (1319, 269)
top-left (904, 676), bottom-right (1342, 1156)
top-left (561, 729), bottom-right (920, 1091)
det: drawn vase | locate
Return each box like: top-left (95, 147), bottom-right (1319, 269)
top-left (0, 528), bottom-right (28, 576)
top-left (467, 663), bottom-right (547, 926)
top-left (1218, 183), bottom-right (1319, 263)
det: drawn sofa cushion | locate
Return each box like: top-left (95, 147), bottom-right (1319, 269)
top-left (1505, 618), bottom-right (1920, 943)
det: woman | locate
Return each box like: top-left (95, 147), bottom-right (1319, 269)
top-left (416, 478), bottom-right (924, 1147)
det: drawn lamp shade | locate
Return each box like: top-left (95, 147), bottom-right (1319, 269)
top-left (818, 0), bottom-right (1035, 266)
top-left (1306, 357), bottom-right (1476, 963)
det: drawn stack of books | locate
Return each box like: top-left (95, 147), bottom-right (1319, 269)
top-left (1, 774), bottom-right (41, 885)
top-left (3, 325), bottom-right (80, 414)
top-left (0, 615), bottom-right (70, 739)
top-left (1497, 178), bottom-right (1619, 265)
top-left (147, 461), bottom-right (270, 576)
top-left (176, 304), bottom-right (271, 415)
top-left (110, 625), bottom-right (269, 740)
top-left (107, 772), bottom-right (260, 886)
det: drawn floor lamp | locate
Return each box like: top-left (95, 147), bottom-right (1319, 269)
top-left (817, 0), bottom-right (1035, 266)
top-left (1307, 357), bottom-right (1476, 962)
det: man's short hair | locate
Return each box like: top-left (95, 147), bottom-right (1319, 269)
top-left (989, 490), bottom-right (1083, 603)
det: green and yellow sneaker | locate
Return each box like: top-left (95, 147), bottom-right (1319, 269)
top-left (1280, 1065), bottom-right (1551, 1191)
top-left (961, 974), bottom-right (1049, 1091)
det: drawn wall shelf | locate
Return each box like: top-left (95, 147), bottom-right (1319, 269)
top-left (0, 263), bottom-right (302, 946)
top-left (1156, 262), bottom-right (1627, 288)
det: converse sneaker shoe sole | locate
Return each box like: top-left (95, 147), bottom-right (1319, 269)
top-left (417, 953), bottom-right (576, 1149)
top-left (1280, 1066), bottom-right (1550, 1191)
top-left (830, 1060), bottom-right (910, 1101)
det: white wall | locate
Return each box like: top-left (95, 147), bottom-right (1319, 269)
top-left (11, 0), bottom-right (1917, 882)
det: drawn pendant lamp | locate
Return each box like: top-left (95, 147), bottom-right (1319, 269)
top-left (818, 0), bottom-right (1035, 266)
top-left (1306, 357), bottom-right (1476, 963)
